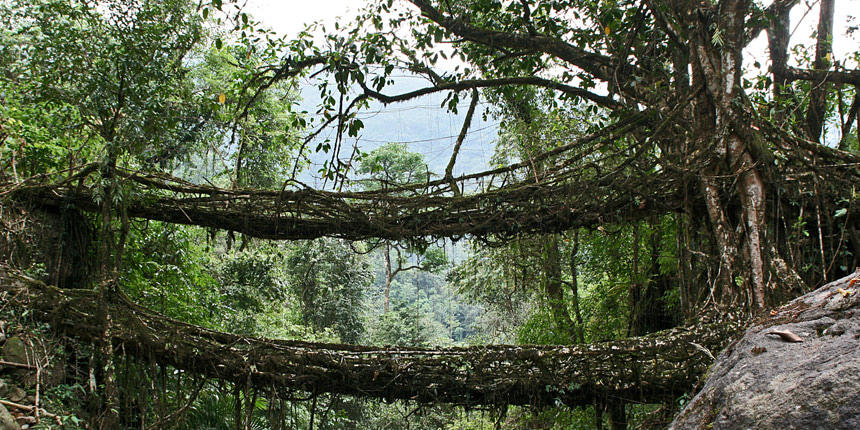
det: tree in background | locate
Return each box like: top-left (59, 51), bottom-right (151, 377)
top-left (1, 2), bottom-right (208, 425)
top-left (0, 0), bottom-right (309, 425)
top-left (357, 142), bottom-right (447, 313)
top-left (286, 238), bottom-right (373, 344)
top-left (189, 44), bottom-right (306, 189)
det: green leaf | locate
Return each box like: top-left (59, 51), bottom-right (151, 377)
top-left (215, 38), bottom-right (222, 49)
top-left (835, 208), bottom-right (848, 217)
top-left (711, 26), bottom-right (724, 46)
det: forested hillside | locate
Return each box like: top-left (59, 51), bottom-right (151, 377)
top-left (1, 0), bottom-right (858, 429)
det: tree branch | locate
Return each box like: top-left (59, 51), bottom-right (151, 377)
top-left (407, 0), bottom-right (633, 84)
top-left (786, 67), bottom-right (860, 87)
top-left (445, 88), bottom-right (479, 196)
top-left (746, 0), bottom-right (799, 46)
top-left (519, 0), bottom-right (536, 36)
top-left (841, 88), bottom-right (860, 149)
top-left (235, 56), bottom-right (330, 127)
top-left (358, 76), bottom-right (624, 110)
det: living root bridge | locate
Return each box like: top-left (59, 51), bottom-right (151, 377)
top-left (1, 266), bottom-right (741, 408)
top-left (6, 160), bottom-right (679, 242)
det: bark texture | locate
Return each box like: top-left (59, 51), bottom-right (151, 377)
top-left (0, 265), bottom-right (741, 409)
top-left (8, 153), bottom-right (675, 243)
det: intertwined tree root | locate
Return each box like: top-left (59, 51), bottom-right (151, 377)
top-left (1, 266), bottom-right (741, 408)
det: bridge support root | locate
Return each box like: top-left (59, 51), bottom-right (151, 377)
top-left (0, 265), bottom-right (740, 409)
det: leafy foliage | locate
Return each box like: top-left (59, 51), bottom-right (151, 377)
top-left (122, 222), bottom-right (219, 325)
top-left (4, 0), bottom-right (204, 162)
top-left (356, 141), bottom-right (432, 188)
top-left (214, 246), bottom-right (287, 334)
top-left (286, 239), bottom-right (373, 344)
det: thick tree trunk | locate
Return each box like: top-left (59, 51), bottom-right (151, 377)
top-left (700, 175), bottom-right (738, 304)
top-left (690, 0), bottom-right (769, 309)
top-left (732, 140), bottom-right (767, 309)
top-left (719, 0), bottom-right (767, 309)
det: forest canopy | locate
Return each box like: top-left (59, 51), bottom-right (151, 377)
top-left (1, 0), bottom-right (859, 428)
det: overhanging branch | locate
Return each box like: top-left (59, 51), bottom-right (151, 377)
top-left (786, 67), bottom-right (860, 86)
top-left (359, 76), bottom-right (624, 110)
top-left (407, 0), bottom-right (628, 84)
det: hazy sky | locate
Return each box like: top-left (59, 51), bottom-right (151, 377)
top-left (241, 1), bottom-right (496, 185)
top-left (243, 0), bottom-right (364, 38)
top-left (244, 0), bottom-right (856, 66)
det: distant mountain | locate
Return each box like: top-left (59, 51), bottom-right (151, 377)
top-left (296, 76), bottom-right (499, 188)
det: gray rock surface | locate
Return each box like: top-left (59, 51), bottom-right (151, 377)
top-left (1, 337), bottom-right (30, 367)
top-left (671, 269), bottom-right (860, 429)
top-left (0, 404), bottom-right (21, 430)
top-left (6, 385), bottom-right (26, 403)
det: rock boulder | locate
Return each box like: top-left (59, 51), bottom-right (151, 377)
top-left (0, 404), bottom-right (20, 430)
top-left (671, 269), bottom-right (860, 429)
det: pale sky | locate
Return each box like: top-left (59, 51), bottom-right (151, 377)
top-left (243, 0), bottom-right (364, 38)
top-left (244, 0), bottom-right (856, 67)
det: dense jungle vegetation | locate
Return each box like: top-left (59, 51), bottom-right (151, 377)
top-left (0, 0), bottom-right (859, 428)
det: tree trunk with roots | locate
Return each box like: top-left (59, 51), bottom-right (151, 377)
top-left (688, 0), bottom-right (769, 309)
